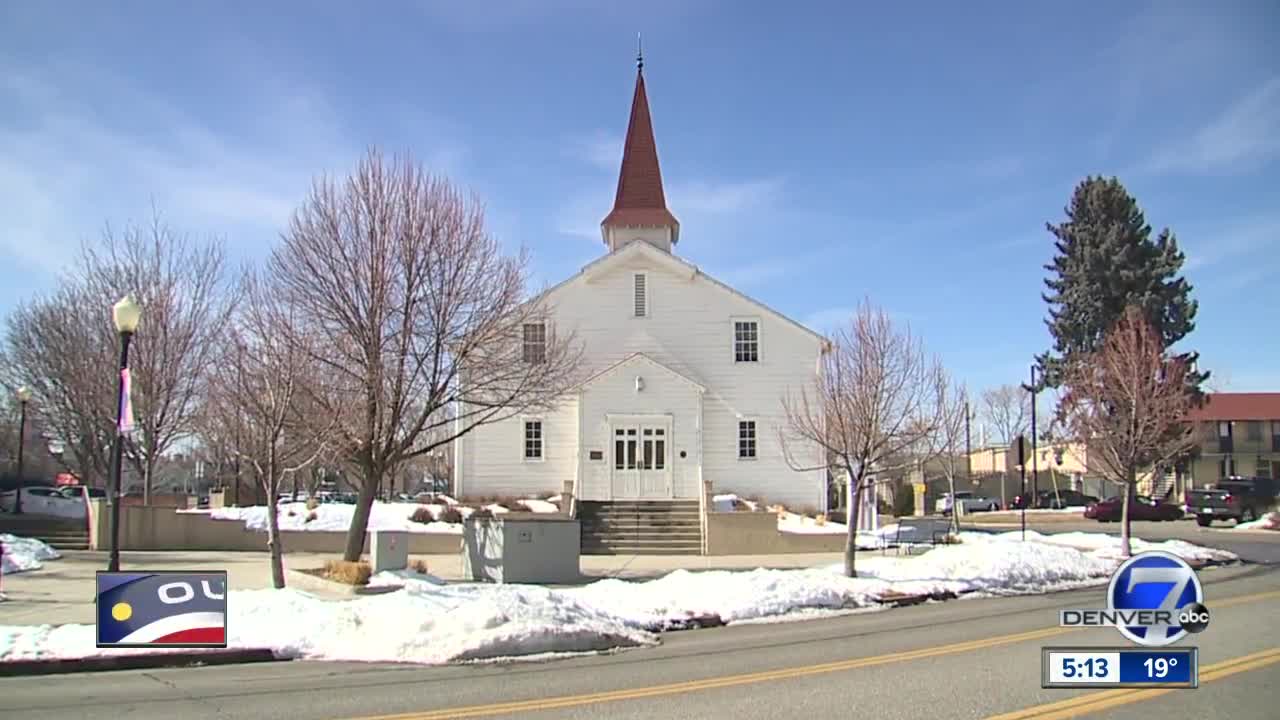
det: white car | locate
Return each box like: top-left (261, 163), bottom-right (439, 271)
top-left (0, 486), bottom-right (90, 519)
top-left (935, 491), bottom-right (1000, 514)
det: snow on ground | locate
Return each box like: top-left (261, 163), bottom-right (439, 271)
top-left (1004, 530), bottom-right (1238, 564)
top-left (0, 530), bottom-right (1238, 666)
top-left (0, 534), bottom-right (61, 575)
top-left (210, 501), bottom-right (466, 534)
top-left (712, 494), bottom-right (760, 512)
top-left (1233, 512), bottom-right (1280, 531)
top-left (777, 512), bottom-right (846, 535)
top-left (517, 499), bottom-right (560, 513)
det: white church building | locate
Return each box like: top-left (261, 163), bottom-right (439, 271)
top-left (455, 59), bottom-right (828, 517)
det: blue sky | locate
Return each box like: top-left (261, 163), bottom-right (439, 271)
top-left (2, 1), bottom-right (1277, 395)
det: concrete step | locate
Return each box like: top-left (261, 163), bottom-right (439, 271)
top-left (582, 530), bottom-right (702, 541)
top-left (579, 512), bottom-right (701, 523)
top-left (580, 517), bottom-right (701, 527)
top-left (582, 544), bottom-right (703, 555)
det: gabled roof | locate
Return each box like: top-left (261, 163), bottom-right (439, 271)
top-left (573, 239), bottom-right (825, 343)
top-left (576, 352), bottom-right (706, 393)
top-left (601, 67), bottom-right (680, 241)
top-left (1186, 393), bottom-right (1280, 422)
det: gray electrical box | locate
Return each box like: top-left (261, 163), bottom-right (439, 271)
top-left (370, 530), bottom-right (409, 573)
top-left (462, 513), bottom-right (581, 584)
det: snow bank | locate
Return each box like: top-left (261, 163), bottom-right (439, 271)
top-left (1234, 512), bottom-right (1280, 531)
top-left (712, 494), bottom-right (760, 512)
top-left (0, 530), bottom-right (1238, 666)
top-left (210, 501), bottom-right (467, 534)
top-left (0, 585), bottom-right (658, 665)
top-left (0, 534), bottom-right (61, 574)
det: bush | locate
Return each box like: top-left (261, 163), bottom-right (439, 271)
top-left (409, 506), bottom-right (434, 524)
top-left (323, 559), bottom-right (371, 586)
top-left (409, 559), bottom-right (430, 574)
top-left (304, 511), bottom-right (318, 523)
top-left (439, 506), bottom-right (464, 524)
top-left (471, 507), bottom-right (494, 520)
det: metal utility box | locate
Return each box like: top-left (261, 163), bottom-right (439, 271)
top-left (370, 530), bottom-right (409, 573)
top-left (462, 513), bottom-right (581, 584)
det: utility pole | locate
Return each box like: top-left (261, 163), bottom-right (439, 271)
top-left (1029, 365), bottom-right (1039, 500)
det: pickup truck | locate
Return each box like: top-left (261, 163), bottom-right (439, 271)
top-left (1185, 476), bottom-right (1277, 527)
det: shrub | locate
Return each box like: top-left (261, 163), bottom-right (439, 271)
top-left (815, 513), bottom-right (827, 526)
top-left (305, 497), bottom-right (320, 511)
top-left (305, 511), bottom-right (318, 523)
top-left (323, 559), bottom-right (371, 586)
top-left (409, 559), bottom-right (430, 575)
top-left (409, 507), bottom-right (434, 524)
top-left (439, 506), bottom-right (464, 524)
top-left (286, 509), bottom-right (297, 517)
top-left (796, 505), bottom-right (819, 518)
top-left (471, 507), bottom-right (494, 520)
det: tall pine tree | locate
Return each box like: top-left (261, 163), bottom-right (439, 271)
top-left (1036, 176), bottom-right (1207, 393)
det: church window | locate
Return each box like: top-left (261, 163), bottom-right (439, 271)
top-left (524, 420), bottom-right (544, 460)
top-left (734, 320), bottom-right (759, 362)
top-left (738, 420), bottom-right (757, 459)
top-left (522, 323), bottom-right (546, 363)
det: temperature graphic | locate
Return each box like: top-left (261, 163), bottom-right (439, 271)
top-left (1042, 647), bottom-right (1198, 688)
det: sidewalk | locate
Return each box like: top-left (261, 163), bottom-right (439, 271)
top-left (0, 549), bottom-right (846, 626)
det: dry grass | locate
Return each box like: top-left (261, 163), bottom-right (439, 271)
top-left (305, 497), bottom-right (320, 511)
top-left (304, 511), bottom-right (318, 523)
top-left (815, 513), bottom-right (828, 526)
top-left (322, 559), bottom-right (372, 586)
top-left (409, 559), bottom-right (430, 575)
top-left (470, 507), bottom-right (495, 520)
top-left (409, 506), bottom-right (435, 524)
top-left (439, 506), bottom-right (464, 524)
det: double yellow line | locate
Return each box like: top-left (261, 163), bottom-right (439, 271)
top-left (988, 647), bottom-right (1280, 719)
top-left (349, 588), bottom-right (1280, 720)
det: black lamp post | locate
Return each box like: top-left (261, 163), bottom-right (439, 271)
top-left (13, 386), bottom-right (31, 514)
top-left (108, 294), bottom-right (142, 573)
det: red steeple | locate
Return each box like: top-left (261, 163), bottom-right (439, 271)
top-left (601, 58), bottom-right (679, 244)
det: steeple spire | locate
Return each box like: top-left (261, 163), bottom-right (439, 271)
top-left (601, 45), bottom-right (679, 250)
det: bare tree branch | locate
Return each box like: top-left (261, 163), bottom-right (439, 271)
top-left (268, 148), bottom-right (583, 560)
top-left (1058, 305), bottom-right (1198, 556)
top-left (778, 300), bottom-right (938, 577)
top-left (979, 384), bottom-right (1030, 446)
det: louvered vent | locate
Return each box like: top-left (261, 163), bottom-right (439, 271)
top-left (634, 273), bottom-right (647, 317)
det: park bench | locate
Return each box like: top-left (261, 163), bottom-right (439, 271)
top-left (883, 516), bottom-right (956, 555)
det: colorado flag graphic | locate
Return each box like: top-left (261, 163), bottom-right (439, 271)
top-left (96, 571), bottom-right (228, 648)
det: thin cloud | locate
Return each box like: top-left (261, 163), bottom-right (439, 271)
top-left (1183, 213), bottom-right (1280, 270)
top-left (1143, 76), bottom-right (1280, 174)
top-left (565, 130), bottom-right (623, 172)
top-left (669, 178), bottom-right (784, 214)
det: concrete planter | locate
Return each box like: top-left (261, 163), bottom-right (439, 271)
top-left (462, 513), bottom-right (581, 584)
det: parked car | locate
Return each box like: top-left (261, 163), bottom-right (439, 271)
top-left (1084, 495), bottom-right (1184, 522)
top-left (0, 486), bottom-right (91, 519)
top-left (1011, 489), bottom-right (1099, 510)
top-left (934, 491), bottom-right (1000, 514)
top-left (54, 485), bottom-right (106, 500)
top-left (1185, 476), bottom-right (1277, 527)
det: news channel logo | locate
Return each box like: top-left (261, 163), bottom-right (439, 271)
top-left (1060, 550), bottom-right (1210, 647)
top-left (96, 571), bottom-right (228, 648)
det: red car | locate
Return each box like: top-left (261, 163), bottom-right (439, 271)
top-left (1084, 495), bottom-right (1184, 522)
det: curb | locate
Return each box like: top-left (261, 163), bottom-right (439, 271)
top-left (0, 648), bottom-right (281, 676)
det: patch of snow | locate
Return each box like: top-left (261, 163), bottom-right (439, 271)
top-left (518, 499), bottom-right (560, 514)
top-left (368, 569), bottom-right (448, 589)
top-left (713, 494), bottom-right (759, 512)
top-left (483, 504), bottom-right (510, 514)
top-left (777, 512), bottom-right (845, 535)
top-left (1234, 512), bottom-right (1280, 531)
top-left (209, 501), bottom-right (462, 534)
top-left (0, 534), bottom-right (61, 574)
top-left (547, 494), bottom-right (562, 503)
top-left (435, 495), bottom-right (459, 506)
top-left (997, 531), bottom-right (1238, 564)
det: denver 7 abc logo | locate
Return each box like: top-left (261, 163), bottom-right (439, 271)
top-left (96, 571), bottom-right (227, 648)
top-left (1061, 550), bottom-right (1211, 646)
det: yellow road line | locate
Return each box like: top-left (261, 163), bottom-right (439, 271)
top-left (353, 626), bottom-right (1074, 720)
top-left (985, 647), bottom-right (1280, 720)
top-left (347, 587), bottom-right (1280, 720)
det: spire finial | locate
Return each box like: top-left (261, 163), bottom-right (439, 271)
top-left (637, 32), bottom-right (643, 72)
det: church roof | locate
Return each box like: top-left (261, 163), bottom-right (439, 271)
top-left (601, 66), bottom-right (680, 240)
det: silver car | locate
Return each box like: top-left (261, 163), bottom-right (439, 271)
top-left (935, 490), bottom-right (1000, 514)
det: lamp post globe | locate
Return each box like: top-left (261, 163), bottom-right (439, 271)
top-left (113, 294), bottom-right (142, 334)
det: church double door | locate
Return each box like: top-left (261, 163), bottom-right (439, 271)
top-left (610, 421), bottom-right (671, 499)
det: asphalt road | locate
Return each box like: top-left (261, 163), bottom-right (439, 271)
top-left (5, 529), bottom-right (1278, 720)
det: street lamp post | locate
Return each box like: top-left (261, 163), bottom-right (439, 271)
top-left (108, 294), bottom-right (142, 573)
top-left (14, 386), bottom-right (32, 514)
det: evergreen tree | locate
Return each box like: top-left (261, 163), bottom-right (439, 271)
top-left (1036, 176), bottom-right (1207, 393)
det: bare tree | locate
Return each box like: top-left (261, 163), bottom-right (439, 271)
top-left (780, 301), bottom-right (938, 577)
top-left (920, 365), bottom-right (969, 534)
top-left (980, 384), bottom-right (1030, 446)
top-left (3, 283), bottom-right (118, 487)
top-left (270, 148), bottom-right (583, 561)
top-left (1059, 306), bottom-right (1198, 557)
top-left (202, 269), bottom-right (331, 587)
top-left (76, 213), bottom-right (232, 504)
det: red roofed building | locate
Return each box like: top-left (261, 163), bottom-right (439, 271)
top-left (1185, 393), bottom-right (1280, 483)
